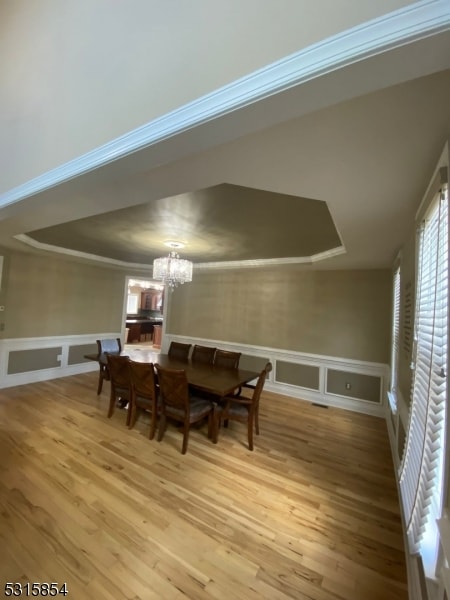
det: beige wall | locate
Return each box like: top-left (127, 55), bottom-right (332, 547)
top-left (0, 0), bottom-right (416, 192)
top-left (1, 249), bottom-right (391, 364)
top-left (167, 268), bottom-right (391, 363)
top-left (1, 250), bottom-right (127, 338)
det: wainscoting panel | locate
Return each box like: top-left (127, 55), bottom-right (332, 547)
top-left (68, 343), bottom-right (98, 365)
top-left (276, 360), bottom-right (320, 391)
top-left (0, 334), bottom-right (118, 389)
top-left (8, 346), bottom-right (63, 374)
top-left (165, 334), bottom-right (388, 417)
top-left (326, 368), bottom-right (381, 403)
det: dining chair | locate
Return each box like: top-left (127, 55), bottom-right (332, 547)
top-left (167, 341), bottom-right (192, 361)
top-left (155, 364), bottom-right (216, 454)
top-left (214, 349), bottom-right (241, 369)
top-left (191, 344), bottom-right (216, 365)
top-left (214, 349), bottom-right (242, 396)
top-left (106, 354), bottom-right (131, 424)
top-left (128, 360), bottom-right (159, 439)
top-left (220, 362), bottom-right (272, 451)
top-left (96, 338), bottom-right (122, 395)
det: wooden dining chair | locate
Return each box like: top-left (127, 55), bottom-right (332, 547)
top-left (96, 338), bottom-right (122, 394)
top-left (167, 341), bottom-right (192, 361)
top-left (106, 354), bottom-right (131, 424)
top-left (214, 349), bottom-right (242, 396)
top-left (128, 360), bottom-right (160, 439)
top-left (214, 349), bottom-right (241, 369)
top-left (155, 364), bottom-right (216, 454)
top-left (191, 344), bottom-right (216, 365)
top-left (220, 362), bottom-right (272, 451)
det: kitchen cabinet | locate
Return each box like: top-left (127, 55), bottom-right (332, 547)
top-left (152, 325), bottom-right (162, 349)
top-left (141, 289), bottom-right (163, 310)
top-left (127, 323), bottom-right (142, 343)
top-left (125, 319), bottom-right (164, 343)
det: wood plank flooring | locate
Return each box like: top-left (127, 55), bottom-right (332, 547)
top-left (0, 373), bottom-right (407, 600)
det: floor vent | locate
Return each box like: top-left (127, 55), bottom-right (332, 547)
top-left (312, 403), bottom-right (328, 408)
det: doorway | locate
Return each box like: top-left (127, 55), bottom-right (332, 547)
top-left (123, 277), bottom-right (165, 348)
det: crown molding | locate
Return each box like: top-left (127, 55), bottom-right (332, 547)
top-left (194, 246), bottom-right (346, 270)
top-left (1, 0), bottom-right (449, 210)
top-left (13, 234), bottom-right (152, 271)
top-left (15, 233), bottom-right (345, 270)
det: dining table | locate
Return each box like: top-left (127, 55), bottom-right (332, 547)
top-left (84, 348), bottom-right (260, 400)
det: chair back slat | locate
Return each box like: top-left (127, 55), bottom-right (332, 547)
top-left (155, 365), bottom-right (189, 411)
top-left (97, 338), bottom-right (122, 355)
top-left (128, 360), bottom-right (158, 437)
top-left (192, 344), bottom-right (216, 365)
top-left (214, 349), bottom-right (241, 369)
top-left (106, 354), bottom-right (130, 388)
top-left (105, 354), bottom-right (131, 422)
top-left (168, 342), bottom-right (191, 361)
top-left (251, 362), bottom-right (271, 410)
top-left (129, 360), bottom-right (157, 398)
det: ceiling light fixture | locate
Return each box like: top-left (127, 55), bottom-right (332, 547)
top-left (152, 242), bottom-right (193, 290)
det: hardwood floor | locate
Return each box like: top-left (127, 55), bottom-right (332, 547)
top-left (0, 373), bottom-right (407, 600)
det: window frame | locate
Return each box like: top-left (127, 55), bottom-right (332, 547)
top-left (388, 263), bottom-right (401, 414)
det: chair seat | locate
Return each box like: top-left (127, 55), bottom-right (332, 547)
top-left (167, 397), bottom-right (212, 421)
top-left (135, 393), bottom-right (161, 408)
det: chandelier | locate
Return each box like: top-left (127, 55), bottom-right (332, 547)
top-left (152, 247), bottom-right (193, 290)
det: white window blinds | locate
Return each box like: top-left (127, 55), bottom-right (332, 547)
top-left (398, 185), bottom-right (448, 565)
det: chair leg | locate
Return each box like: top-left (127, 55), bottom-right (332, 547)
top-left (181, 425), bottom-right (190, 454)
top-left (248, 415), bottom-right (254, 451)
top-left (97, 365), bottom-right (109, 395)
top-left (255, 406), bottom-right (260, 435)
top-left (128, 402), bottom-right (137, 429)
top-left (149, 410), bottom-right (157, 440)
top-left (211, 407), bottom-right (220, 444)
top-left (125, 402), bottom-right (132, 427)
top-left (97, 370), bottom-right (103, 395)
top-left (207, 410), bottom-right (212, 439)
top-left (107, 394), bottom-right (115, 418)
top-left (158, 414), bottom-right (166, 441)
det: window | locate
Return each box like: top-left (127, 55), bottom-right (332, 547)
top-left (398, 182), bottom-right (448, 578)
top-left (127, 293), bottom-right (140, 314)
top-left (389, 265), bottom-right (401, 414)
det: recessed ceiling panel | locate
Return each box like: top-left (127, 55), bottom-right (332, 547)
top-left (27, 184), bottom-right (341, 266)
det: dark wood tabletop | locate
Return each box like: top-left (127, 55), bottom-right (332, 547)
top-left (84, 350), bottom-right (259, 398)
